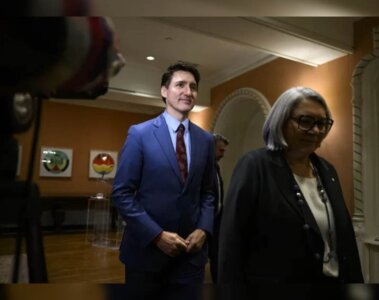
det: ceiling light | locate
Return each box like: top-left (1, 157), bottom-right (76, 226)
top-left (146, 56), bottom-right (155, 61)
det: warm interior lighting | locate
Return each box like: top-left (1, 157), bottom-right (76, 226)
top-left (192, 105), bottom-right (208, 112)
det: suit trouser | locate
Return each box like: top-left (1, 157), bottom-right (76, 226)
top-left (209, 214), bottom-right (221, 284)
top-left (122, 257), bottom-right (205, 300)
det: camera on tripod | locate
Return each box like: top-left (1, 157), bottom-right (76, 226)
top-left (0, 14), bottom-right (125, 283)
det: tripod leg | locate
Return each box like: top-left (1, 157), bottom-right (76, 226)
top-left (25, 218), bottom-right (48, 282)
top-left (25, 183), bottom-right (48, 283)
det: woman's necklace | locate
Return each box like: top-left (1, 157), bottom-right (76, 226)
top-left (293, 160), bottom-right (336, 264)
top-left (309, 162), bottom-right (336, 263)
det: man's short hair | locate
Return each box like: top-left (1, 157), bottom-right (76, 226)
top-left (213, 133), bottom-right (229, 145)
top-left (160, 62), bottom-right (200, 102)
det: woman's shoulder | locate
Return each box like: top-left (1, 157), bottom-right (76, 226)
top-left (237, 147), bottom-right (276, 166)
top-left (243, 147), bottom-right (280, 160)
top-left (311, 153), bottom-right (338, 175)
top-left (311, 153), bottom-right (333, 167)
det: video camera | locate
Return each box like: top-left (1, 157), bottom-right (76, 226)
top-left (1, 15), bottom-right (125, 175)
top-left (0, 5), bottom-right (125, 283)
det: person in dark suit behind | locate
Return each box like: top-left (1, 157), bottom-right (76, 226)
top-left (218, 87), bottom-right (363, 299)
top-left (209, 133), bottom-right (229, 284)
top-left (112, 62), bottom-right (215, 300)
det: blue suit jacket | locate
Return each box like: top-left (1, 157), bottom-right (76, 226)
top-left (112, 114), bottom-right (215, 272)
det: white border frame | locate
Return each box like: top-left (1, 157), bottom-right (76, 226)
top-left (40, 147), bottom-right (73, 177)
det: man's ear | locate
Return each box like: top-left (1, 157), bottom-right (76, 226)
top-left (161, 86), bottom-right (167, 99)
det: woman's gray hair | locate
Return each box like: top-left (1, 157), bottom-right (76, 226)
top-left (262, 87), bottom-right (332, 151)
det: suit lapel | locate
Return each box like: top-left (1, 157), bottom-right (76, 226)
top-left (185, 121), bottom-right (200, 188)
top-left (269, 151), bottom-right (321, 236)
top-left (216, 163), bottom-right (223, 213)
top-left (153, 115), bottom-right (182, 183)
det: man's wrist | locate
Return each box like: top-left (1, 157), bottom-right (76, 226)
top-left (196, 228), bottom-right (208, 239)
top-left (153, 231), bottom-right (163, 244)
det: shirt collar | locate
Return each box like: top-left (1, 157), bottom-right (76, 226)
top-left (163, 111), bottom-right (189, 132)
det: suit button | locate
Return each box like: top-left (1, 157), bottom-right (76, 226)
top-left (303, 224), bottom-right (310, 231)
top-left (314, 253), bottom-right (321, 260)
top-left (297, 199), bottom-right (304, 205)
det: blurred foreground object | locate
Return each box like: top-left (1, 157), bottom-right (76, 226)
top-left (0, 17), bottom-right (125, 100)
top-left (0, 14), bottom-right (125, 283)
top-left (3, 0), bottom-right (94, 16)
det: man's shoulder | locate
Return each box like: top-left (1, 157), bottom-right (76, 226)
top-left (131, 115), bottom-right (162, 132)
top-left (189, 121), bottom-right (213, 140)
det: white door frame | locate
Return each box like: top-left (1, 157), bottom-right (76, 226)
top-left (351, 25), bottom-right (379, 283)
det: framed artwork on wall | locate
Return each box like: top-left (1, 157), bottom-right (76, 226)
top-left (40, 147), bottom-right (73, 177)
top-left (89, 150), bottom-right (118, 179)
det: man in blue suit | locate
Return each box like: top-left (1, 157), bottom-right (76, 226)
top-left (112, 63), bottom-right (215, 300)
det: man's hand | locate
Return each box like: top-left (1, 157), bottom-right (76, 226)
top-left (155, 231), bottom-right (189, 257)
top-left (185, 229), bottom-right (207, 254)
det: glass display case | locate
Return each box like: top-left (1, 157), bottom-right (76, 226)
top-left (86, 179), bottom-right (124, 249)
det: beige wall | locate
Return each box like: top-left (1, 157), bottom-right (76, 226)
top-left (191, 17), bottom-right (379, 214)
top-left (16, 101), bottom-right (154, 196)
top-left (15, 18), bottom-right (379, 212)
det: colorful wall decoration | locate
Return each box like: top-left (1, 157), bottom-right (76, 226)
top-left (89, 150), bottom-right (118, 179)
top-left (40, 147), bottom-right (73, 177)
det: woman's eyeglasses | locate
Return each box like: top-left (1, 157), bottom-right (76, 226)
top-left (291, 115), bottom-right (334, 133)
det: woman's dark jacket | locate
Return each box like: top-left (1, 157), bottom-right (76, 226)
top-left (218, 148), bottom-right (363, 284)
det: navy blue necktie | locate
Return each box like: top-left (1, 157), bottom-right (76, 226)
top-left (176, 124), bottom-right (188, 182)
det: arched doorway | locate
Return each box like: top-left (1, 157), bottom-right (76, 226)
top-left (211, 88), bottom-right (271, 194)
top-left (351, 25), bottom-right (379, 282)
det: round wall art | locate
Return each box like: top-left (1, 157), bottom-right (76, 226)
top-left (89, 150), bottom-right (118, 179)
top-left (40, 147), bottom-right (73, 177)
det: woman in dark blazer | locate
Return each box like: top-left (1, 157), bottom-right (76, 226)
top-left (218, 87), bottom-right (363, 290)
